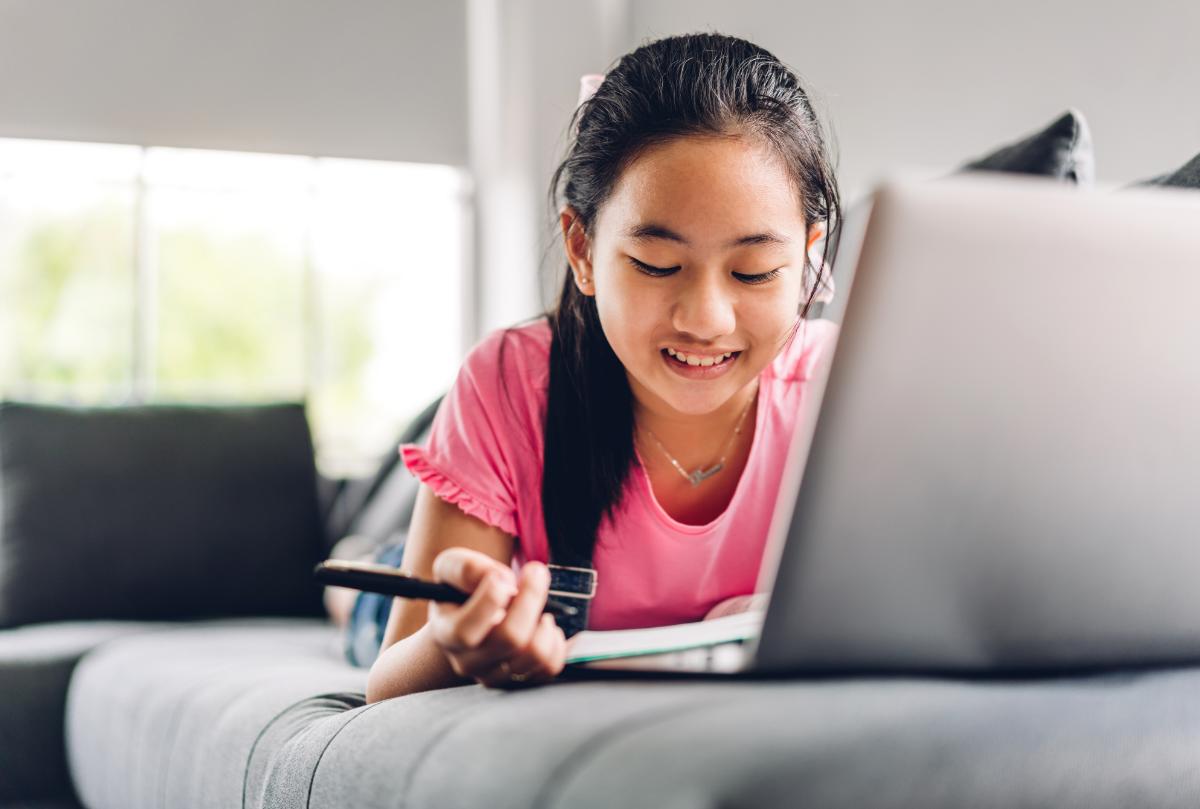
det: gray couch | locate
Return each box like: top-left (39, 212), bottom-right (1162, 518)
top-left (4, 400), bottom-right (1200, 809)
top-left (7, 615), bottom-right (1200, 808)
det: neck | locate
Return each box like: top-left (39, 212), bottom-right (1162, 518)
top-left (630, 377), bottom-right (760, 464)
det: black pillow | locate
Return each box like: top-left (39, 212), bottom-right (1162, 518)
top-left (0, 402), bottom-right (327, 627)
top-left (820, 110), bottom-right (1097, 326)
top-left (961, 108), bottom-right (1094, 184)
top-left (1132, 151), bottom-right (1200, 189)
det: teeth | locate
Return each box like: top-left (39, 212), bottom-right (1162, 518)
top-left (664, 348), bottom-right (735, 367)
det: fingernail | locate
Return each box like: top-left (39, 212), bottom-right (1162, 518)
top-left (492, 572), bottom-right (517, 597)
top-left (537, 563), bottom-right (551, 587)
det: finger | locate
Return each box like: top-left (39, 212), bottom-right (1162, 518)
top-left (475, 659), bottom-right (526, 690)
top-left (476, 650), bottom-right (556, 690)
top-left (432, 547), bottom-right (517, 593)
top-left (429, 570), bottom-right (518, 652)
top-left (444, 561), bottom-right (555, 679)
top-left (504, 614), bottom-right (567, 679)
top-left (475, 561), bottom-right (550, 660)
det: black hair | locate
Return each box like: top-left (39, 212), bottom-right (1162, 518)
top-left (541, 32), bottom-right (841, 567)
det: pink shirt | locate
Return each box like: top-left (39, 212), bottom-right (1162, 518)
top-left (400, 316), bottom-right (839, 631)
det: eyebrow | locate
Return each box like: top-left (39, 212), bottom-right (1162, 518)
top-left (623, 222), bottom-right (791, 249)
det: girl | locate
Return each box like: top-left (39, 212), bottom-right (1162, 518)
top-left (364, 32), bottom-right (840, 702)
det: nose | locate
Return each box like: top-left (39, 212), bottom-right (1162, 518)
top-left (670, 271), bottom-right (736, 343)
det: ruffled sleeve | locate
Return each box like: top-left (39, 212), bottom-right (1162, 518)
top-left (398, 327), bottom-right (540, 538)
top-left (399, 445), bottom-right (517, 536)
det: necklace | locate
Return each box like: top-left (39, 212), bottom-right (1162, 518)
top-left (640, 392), bottom-right (756, 487)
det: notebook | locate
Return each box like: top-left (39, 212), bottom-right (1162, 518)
top-left (564, 610), bottom-right (763, 665)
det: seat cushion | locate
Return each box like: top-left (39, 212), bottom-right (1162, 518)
top-left (62, 617), bottom-right (1200, 809)
top-left (63, 619), bottom-right (365, 809)
top-left (284, 668), bottom-right (1200, 809)
top-left (0, 621), bottom-right (161, 805)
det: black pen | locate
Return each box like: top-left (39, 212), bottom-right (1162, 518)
top-left (313, 559), bottom-right (579, 618)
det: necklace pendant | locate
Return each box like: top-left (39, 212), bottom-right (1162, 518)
top-left (687, 462), bottom-right (724, 487)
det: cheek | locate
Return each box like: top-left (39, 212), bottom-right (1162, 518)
top-left (593, 273), bottom-right (661, 347)
top-left (743, 278), bottom-right (805, 329)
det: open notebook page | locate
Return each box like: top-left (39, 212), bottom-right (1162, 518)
top-left (564, 610), bottom-right (763, 664)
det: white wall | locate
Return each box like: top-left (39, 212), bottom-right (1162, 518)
top-left (5, 1), bottom-right (1195, 341)
top-left (466, 0), bottom-right (630, 336)
top-left (0, 0), bottom-right (467, 165)
top-left (628, 0), bottom-right (1200, 200)
top-left (508, 0), bottom-right (1200, 323)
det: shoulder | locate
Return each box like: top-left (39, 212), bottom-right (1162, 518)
top-left (452, 317), bottom-right (552, 450)
top-left (763, 317), bottom-right (840, 384)
top-left (460, 317), bottom-right (553, 394)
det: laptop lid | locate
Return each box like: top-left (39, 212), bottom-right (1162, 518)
top-left (751, 173), bottom-right (1200, 675)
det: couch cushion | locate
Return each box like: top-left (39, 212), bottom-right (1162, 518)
top-left (59, 617), bottom-right (1200, 809)
top-left (541, 670), bottom-right (1200, 809)
top-left (0, 402), bottom-right (327, 627)
top-left (63, 618), bottom-right (364, 809)
top-left (276, 667), bottom-right (1200, 809)
top-left (0, 621), bottom-right (160, 805)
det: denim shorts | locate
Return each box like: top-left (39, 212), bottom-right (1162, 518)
top-left (343, 541), bottom-right (408, 668)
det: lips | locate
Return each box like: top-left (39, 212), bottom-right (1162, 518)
top-left (659, 347), bottom-right (740, 379)
top-left (663, 346), bottom-right (741, 367)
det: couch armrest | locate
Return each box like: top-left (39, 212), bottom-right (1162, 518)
top-left (0, 622), bottom-right (159, 804)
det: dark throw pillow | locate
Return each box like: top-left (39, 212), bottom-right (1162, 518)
top-left (0, 402), bottom-right (327, 627)
top-left (961, 108), bottom-right (1094, 185)
top-left (822, 110), bottom-right (1097, 326)
top-left (1132, 151), bottom-right (1200, 189)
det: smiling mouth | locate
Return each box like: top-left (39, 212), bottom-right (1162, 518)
top-left (662, 347), bottom-right (740, 367)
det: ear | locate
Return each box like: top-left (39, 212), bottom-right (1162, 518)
top-left (560, 206), bottom-right (596, 297)
top-left (803, 220), bottom-right (836, 305)
top-left (806, 220), bottom-right (827, 253)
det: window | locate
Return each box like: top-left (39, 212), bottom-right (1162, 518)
top-left (0, 138), bottom-right (468, 478)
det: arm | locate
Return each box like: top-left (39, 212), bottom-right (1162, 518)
top-left (364, 484), bottom-right (566, 702)
top-left (365, 484), bottom-right (505, 700)
top-left (703, 592), bottom-right (770, 621)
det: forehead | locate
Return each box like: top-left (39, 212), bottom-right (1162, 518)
top-left (596, 135), bottom-right (806, 246)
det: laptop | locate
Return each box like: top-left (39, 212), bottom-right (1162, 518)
top-left (564, 172), bottom-right (1200, 678)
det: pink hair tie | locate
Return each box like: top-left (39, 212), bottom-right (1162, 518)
top-left (577, 74), bottom-right (605, 107)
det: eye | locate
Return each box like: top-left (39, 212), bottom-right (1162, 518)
top-left (627, 256), bottom-right (679, 277)
top-left (732, 268), bottom-right (783, 285)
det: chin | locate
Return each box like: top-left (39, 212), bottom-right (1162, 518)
top-left (650, 377), bottom-right (741, 416)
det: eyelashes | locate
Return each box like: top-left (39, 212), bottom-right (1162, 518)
top-left (735, 268), bottom-right (783, 285)
top-left (626, 256), bottom-right (782, 285)
top-left (627, 257), bottom-right (677, 277)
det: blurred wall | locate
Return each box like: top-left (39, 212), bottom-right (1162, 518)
top-left (470, 0), bottom-right (629, 337)
top-left (628, 0), bottom-right (1200, 199)
top-left (522, 0), bottom-right (1200, 320)
top-left (0, 0), bottom-right (467, 165)
top-left (3, 0), bottom-right (1196, 341)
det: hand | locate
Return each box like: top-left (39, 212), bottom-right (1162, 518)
top-left (426, 547), bottom-right (567, 689)
top-left (703, 593), bottom-right (769, 621)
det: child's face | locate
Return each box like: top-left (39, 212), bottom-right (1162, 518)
top-left (563, 134), bottom-right (817, 417)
